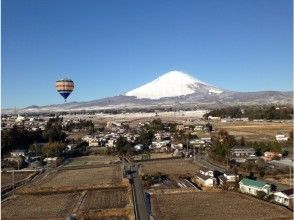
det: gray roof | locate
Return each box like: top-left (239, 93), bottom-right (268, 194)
top-left (196, 172), bottom-right (211, 181)
top-left (199, 166), bottom-right (211, 173)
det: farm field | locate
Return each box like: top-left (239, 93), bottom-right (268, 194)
top-left (80, 188), bottom-right (128, 211)
top-left (1, 192), bottom-right (80, 219)
top-left (151, 191), bottom-right (293, 220)
top-left (38, 166), bottom-right (122, 188)
top-left (213, 121), bottom-right (292, 141)
top-left (134, 152), bottom-right (173, 161)
top-left (1, 172), bottom-right (34, 186)
top-left (140, 159), bottom-right (198, 176)
top-left (64, 155), bottom-right (120, 167)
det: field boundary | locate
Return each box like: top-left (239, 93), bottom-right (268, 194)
top-left (18, 184), bottom-right (128, 195)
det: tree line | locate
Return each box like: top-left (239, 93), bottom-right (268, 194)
top-left (204, 106), bottom-right (293, 120)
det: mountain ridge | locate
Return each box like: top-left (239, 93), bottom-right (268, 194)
top-left (2, 70), bottom-right (293, 114)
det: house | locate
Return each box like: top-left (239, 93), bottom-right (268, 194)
top-left (199, 167), bottom-right (214, 177)
top-left (89, 139), bottom-right (99, 147)
top-left (208, 116), bottom-right (220, 120)
top-left (219, 172), bottom-right (239, 186)
top-left (45, 157), bottom-right (63, 168)
top-left (195, 167), bottom-right (216, 187)
top-left (239, 178), bottom-right (271, 196)
top-left (194, 125), bottom-right (204, 131)
top-left (195, 173), bottom-right (215, 187)
top-left (221, 118), bottom-right (233, 123)
top-left (66, 144), bottom-right (78, 151)
top-left (230, 147), bottom-right (255, 161)
top-left (200, 137), bottom-right (211, 143)
top-left (275, 134), bottom-right (289, 142)
top-left (10, 150), bottom-right (26, 157)
top-left (273, 188), bottom-right (294, 208)
top-left (15, 114), bottom-right (25, 122)
top-left (261, 151), bottom-right (282, 161)
top-left (134, 144), bottom-right (144, 151)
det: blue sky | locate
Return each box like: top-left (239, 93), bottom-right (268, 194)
top-left (2, 0), bottom-right (293, 108)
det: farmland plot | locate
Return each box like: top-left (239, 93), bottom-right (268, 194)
top-left (1, 192), bottom-right (80, 219)
top-left (39, 166), bottom-right (122, 188)
top-left (1, 172), bottom-right (34, 186)
top-left (65, 155), bottom-right (120, 167)
top-left (214, 121), bottom-right (293, 142)
top-left (151, 191), bottom-right (293, 220)
top-left (140, 159), bottom-right (198, 176)
top-left (80, 188), bottom-right (128, 211)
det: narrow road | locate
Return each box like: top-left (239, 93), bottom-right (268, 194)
top-left (124, 163), bottom-right (149, 220)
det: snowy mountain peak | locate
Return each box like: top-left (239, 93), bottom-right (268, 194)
top-left (124, 70), bottom-right (223, 99)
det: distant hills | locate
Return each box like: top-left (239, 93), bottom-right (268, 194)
top-left (2, 70), bottom-right (293, 114)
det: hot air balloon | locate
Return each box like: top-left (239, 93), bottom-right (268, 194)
top-left (55, 78), bottom-right (74, 102)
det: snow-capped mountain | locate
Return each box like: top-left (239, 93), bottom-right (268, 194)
top-left (124, 70), bottom-right (223, 99)
top-left (2, 70), bottom-right (292, 114)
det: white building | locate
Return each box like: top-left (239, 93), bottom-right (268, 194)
top-left (219, 172), bottom-right (239, 185)
top-left (275, 134), bottom-right (289, 142)
top-left (273, 189), bottom-right (293, 207)
top-left (15, 115), bottom-right (25, 122)
top-left (239, 178), bottom-right (271, 196)
top-left (208, 116), bottom-right (221, 120)
top-left (195, 167), bottom-right (215, 187)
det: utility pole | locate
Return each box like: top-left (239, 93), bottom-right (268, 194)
top-left (12, 169), bottom-right (15, 196)
top-left (193, 147), bottom-right (196, 163)
top-left (186, 138), bottom-right (189, 158)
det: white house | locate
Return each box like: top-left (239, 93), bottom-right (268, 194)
top-left (195, 167), bottom-right (215, 187)
top-left (10, 150), bottom-right (26, 157)
top-left (275, 134), bottom-right (289, 142)
top-left (134, 144), bottom-right (144, 151)
top-left (199, 167), bottom-right (214, 177)
top-left (219, 172), bottom-right (239, 185)
top-left (208, 116), bottom-right (221, 120)
top-left (239, 178), bottom-right (271, 196)
top-left (194, 125), bottom-right (204, 131)
top-left (195, 173), bottom-right (215, 187)
top-left (15, 115), bottom-right (25, 122)
top-left (273, 188), bottom-right (293, 207)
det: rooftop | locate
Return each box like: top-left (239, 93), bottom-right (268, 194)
top-left (239, 178), bottom-right (268, 189)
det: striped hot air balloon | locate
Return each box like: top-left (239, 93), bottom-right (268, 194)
top-left (55, 78), bottom-right (74, 102)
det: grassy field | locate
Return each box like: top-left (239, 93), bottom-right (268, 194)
top-left (80, 188), bottom-right (128, 211)
top-left (2, 192), bottom-right (80, 219)
top-left (64, 155), bottom-right (120, 167)
top-left (151, 191), bottom-right (293, 220)
top-left (1, 172), bottom-right (34, 186)
top-left (140, 159), bottom-right (198, 176)
top-left (213, 121), bottom-right (292, 141)
top-left (38, 166), bottom-right (122, 188)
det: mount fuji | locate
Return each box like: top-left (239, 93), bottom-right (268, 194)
top-left (124, 71), bottom-right (223, 99)
top-left (3, 70), bottom-right (292, 113)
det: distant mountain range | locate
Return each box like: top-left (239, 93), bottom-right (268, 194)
top-left (3, 70), bottom-right (293, 114)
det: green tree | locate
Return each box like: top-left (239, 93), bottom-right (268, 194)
top-left (42, 141), bottom-right (66, 157)
top-left (137, 129), bottom-right (154, 147)
top-left (116, 136), bottom-right (133, 156)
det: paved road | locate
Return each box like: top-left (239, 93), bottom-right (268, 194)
top-left (124, 163), bottom-right (149, 220)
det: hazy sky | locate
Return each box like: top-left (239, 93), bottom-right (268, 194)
top-left (2, 0), bottom-right (293, 108)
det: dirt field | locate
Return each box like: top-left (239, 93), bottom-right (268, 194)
top-left (140, 159), bottom-right (198, 176)
top-left (214, 121), bottom-right (292, 141)
top-left (80, 188), bottom-right (128, 211)
top-left (1, 192), bottom-right (81, 219)
top-left (151, 191), bottom-right (293, 220)
top-left (38, 166), bottom-right (122, 188)
top-left (1, 172), bottom-right (34, 186)
top-left (65, 155), bottom-right (120, 167)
